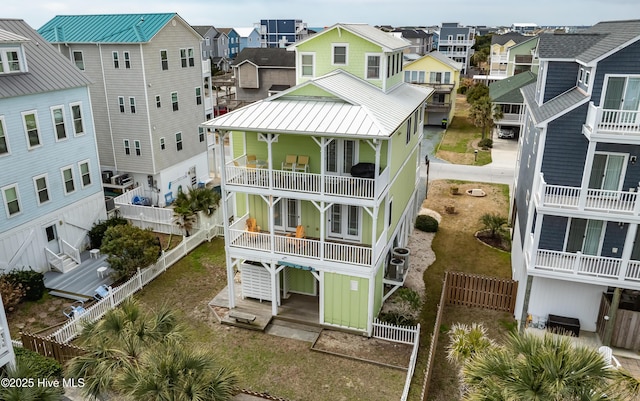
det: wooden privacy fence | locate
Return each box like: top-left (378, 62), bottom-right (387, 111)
top-left (20, 332), bottom-right (85, 365)
top-left (445, 271), bottom-right (518, 313)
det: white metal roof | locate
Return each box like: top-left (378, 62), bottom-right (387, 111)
top-left (202, 70), bottom-right (433, 138)
top-left (289, 23), bottom-right (410, 52)
top-left (0, 28), bottom-right (29, 42)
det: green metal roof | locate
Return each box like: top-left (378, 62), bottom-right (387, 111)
top-left (489, 71), bottom-right (537, 103)
top-left (38, 13), bottom-right (177, 43)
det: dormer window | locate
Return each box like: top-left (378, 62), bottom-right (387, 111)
top-left (0, 47), bottom-right (24, 73)
top-left (332, 44), bottom-right (348, 65)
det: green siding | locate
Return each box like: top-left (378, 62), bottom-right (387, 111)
top-left (296, 28), bottom-right (383, 87)
top-left (387, 147), bottom-right (419, 238)
top-left (287, 268), bottom-right (316, 295)
top-left (373, 262), bottom-right (383, 315)
top-left (323, 272), bottom-right (369, 330)
top-left (286, 85), bottom-right (339, 98)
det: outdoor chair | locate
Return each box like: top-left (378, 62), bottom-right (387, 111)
top-left (286, 225), bottom-right (306, 251)
top-left (598, 345), bottom-right (621, 369)
top-left (246, 154), bottom-right (257, 169)
top-left (282, 154), bottom-right (296, 171)
top-left (246, 217), bottom-right (260, 234)
top-left (93, 284), bottom-right (110, 301)
top-left (63, 300), bottom-right (86, 318)
top-left (294, 155), bottom-right (309, 173)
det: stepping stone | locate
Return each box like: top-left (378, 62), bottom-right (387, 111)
top-left (38, 312), bottom-right (48, 319)
top-left (48, 306), bottom-right (57, 312)
top-left (27, 318), bottom-right (36, 323)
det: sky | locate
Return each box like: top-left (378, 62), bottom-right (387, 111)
top-left (4, 0), bottom-right (639, 30)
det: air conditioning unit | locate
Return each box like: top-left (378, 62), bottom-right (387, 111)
top-left (387, 258), bottom-right (405, 281)
top-left (101, 170), bottom-right (113, 184)
top-left (393, 247), bottom-right (410, 270)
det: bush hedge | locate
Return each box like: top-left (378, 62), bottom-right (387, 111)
top-left (6, 270), bottom-right (45, 302)
top-left (478, 138), bottom-right (493, 149)
top-left (13, 347), bottom-right (63, 379)
top-left (415, 215), bottom-right (439, 232)
top-left (88, 216), bottom-right (129, 249)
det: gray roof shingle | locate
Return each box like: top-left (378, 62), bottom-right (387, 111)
top-left (232, 48), bottom-right (295, 68)
top-left (521, 83), bottom-right (589, 125)
top-left (0, 19), bottom-right (92, 99)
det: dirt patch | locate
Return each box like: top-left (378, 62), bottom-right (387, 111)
top-left (312, 329), bottom-right (413, 369)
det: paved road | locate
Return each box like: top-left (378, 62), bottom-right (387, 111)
top-left (422, 133), bottom-right (518, 186)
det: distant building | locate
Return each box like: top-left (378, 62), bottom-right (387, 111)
top-left (391, 29), bottom-right (433, 55)
top-left (511, 23), bottom-right (538, 35)
top-left (235, 27), bottom-right (262, 53)
top-left (1, 18), bottom-right (106, 273)
top-left (258, 19), bottom-right (309, 48)
top-left (436, 22), bottom-right (475, 75)
top-left (232, 47), bottom-right (295, 102)
top-left (39, 14), bottom-right (210, 207)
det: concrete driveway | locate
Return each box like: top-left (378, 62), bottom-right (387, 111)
top-left (490, 129), bottom-right (519, 168)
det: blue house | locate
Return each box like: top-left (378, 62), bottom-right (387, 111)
top-left (219, 28), bottom-right (240, 59)
top-left (259, 19), bottom-right (309, 48)
top-left (235, 27), bottom-right (261, 53)
top-left (0, 19), bottom-right (106, 273)
top-left (512, 19), bottom-right (640, 350)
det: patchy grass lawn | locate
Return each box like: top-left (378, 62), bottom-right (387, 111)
top-left (436, 95), bottom-right (492, 166)
top-left (136, 238), bottom-right (405, 401)
top-left (408, 179), bottom-right (513, 401)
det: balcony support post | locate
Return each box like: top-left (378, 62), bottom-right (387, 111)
top-left (619, 223), bottom-right (637, 281)
top-left (579, 141), bottom-right (597, 210)
top-left (217, 130), bottom-right (236, 309)
top-left (603, 287), bottom-right (622, 347)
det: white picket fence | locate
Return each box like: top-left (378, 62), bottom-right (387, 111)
top-left (372, 318), bottom-right (420, 401)
top-left (49, 224), bottom-right (223, 344)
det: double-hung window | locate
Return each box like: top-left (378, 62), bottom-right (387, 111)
top-left (0, 48), bottom-right (23, 73)
top-left (71, 103), bottom-right (84, 135)
top-left (51, 106), bottom-right (66, 141)
top-left (79, 161), bottom-right (91, 187)
top-left (118, 97), bottom-right (125, 113)
top-left (124, 139), bottom-right (130, 155)
top-left (129, 97), bottom-right (136, 113)
top-left (134, 140), bottom-right (141, 156)
top-left (0, 117), bottom-right (8, 155)
top-left (61, 166), bottom-right (75, 195)
top-left (112, 51), bottom-right (119, 68)
top-left (160, 50), bottom-right (168, 70)
top-left (73, 51), bottom-right (84, 70)
top-left (2, 184), bottom-right (21, 217)
top-left (301, 53), bottom-right (314, 77)
top-left (33, 175), bottom-right (49, 204)
top-left (332, 44), bottom-right (347, 65)
top-left (171, 92), bottom-right (179, 111)
top-left (176, 132), bottom-right (183, 151)
top-left (22, 111), bottom-right (40, 149)
top-left (124, 51), bottom-right (131, 68)
top-left (195, 87), bottom-right (202, 105)
top-left (180, 49), bottom-right (188, 68)
top-left (366, 55), bottom-right (381, 79)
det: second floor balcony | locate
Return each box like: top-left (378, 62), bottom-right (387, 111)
top-left (224, 155), bottom-right (390, 201)
top-left (536, 173), bottom-right (640, 219)
top-left (524, 233), bottom-right (640, 289)
top-left (425, 101), bottom-right (452, 112)
top-left (583, 102), bottom-right (640, 142)
top-left (227, 214), bottom-right (387, 268)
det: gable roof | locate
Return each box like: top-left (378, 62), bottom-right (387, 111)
top-left (490, 71), bottom-right (537, 103)
top-left (0, 19), bottom-right (92, 99)
top-left (202, 70), bottom-right (432, 138)
top-left (38, 13), bottom-right (185, 43)
top-left (491, 32), bottom-right (529, 46)
top-left (404, 50), bottom-right (463, 71)
top-left (191, 25), bottom-right (216, 38)
top-left (217, 28), bottom-right (236, 36)
top-left (234, 27), bottom-right (258, 37)
top-left (537, 20), bottom-right (640, 63)
top-left (521, 83), bottom-right (589, 125)
top-left (290, 23), bottom-right (410, 52)
top-left (232, 48), bottom-right (295, 68)
top-left (394, 29), bottom-right (430, 39)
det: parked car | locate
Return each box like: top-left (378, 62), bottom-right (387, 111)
top-left (498, 128), bottom-right (515, 139)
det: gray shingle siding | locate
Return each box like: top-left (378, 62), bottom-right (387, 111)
top-left (539, 215), bottom-right (567, 251)
top-left (540, 105), bottom-right (589, 186)
top-left (590, 38), bottom-right (640, 107)
top-left (595, 142), bottom-right (640, 190)
top-left (543, 61), bottom-right (579, 103)
top-left (515, 117), bottom-right (540, 245)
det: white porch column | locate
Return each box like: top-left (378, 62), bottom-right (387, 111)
top-left (367, 269), bottom-right (376, 337)
top-left (217, 130), bottom-right (236, 309)
top-left (619, 223), bottom-right (638, 282)
top-left (529, 211), bottom-right (544, 271)
top-left (578, 141), bottom-right (597, 210)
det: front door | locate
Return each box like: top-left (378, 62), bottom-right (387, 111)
top-left (274, 198), bottom-right (299, 232)
top-left (326, 139), bottom-right (357, 175)
top-left (588, 153), bottom-right (626, 192)
top-left (45, 223), bottom-right (59, 254)
top-left (565, 218), bottom-right (604, 256)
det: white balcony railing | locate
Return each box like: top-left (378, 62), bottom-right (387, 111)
top-left (524, 233), bottom-right (640, 286)
top-left (228, 229), bottom-right (372, 267)
top-left (536, 173), bottom-right (640, 216)
top-left (225, 158), bottom-right (389, 200)
top-left (439, 39), bottom-right (474, 46)
top-left (584, 102), bottom-right (640, 138)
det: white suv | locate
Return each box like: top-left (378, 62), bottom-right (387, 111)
top-left (498, 129), bottom-right (515, 139)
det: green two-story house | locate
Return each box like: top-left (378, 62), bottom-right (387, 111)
top-left (203, 23), bottom-right (433, 334)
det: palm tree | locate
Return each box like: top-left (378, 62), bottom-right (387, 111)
top-left (446, 323), bottom-right (495, 366)
top-left (469, 95), bottom-right (504, 140)
top-left (118, 344), bottom-right (238, 401)
top-left (173, 187), bottom-right (220, 236)
top-left (479, 213), bottom-right (508, 239)
top-left (0, 355), bottom-right (64, 401)
top-left (458, 330), bottom-right (622, 400)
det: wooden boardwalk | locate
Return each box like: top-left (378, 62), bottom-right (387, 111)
top-left (44, 250), bottom-right (114, 301)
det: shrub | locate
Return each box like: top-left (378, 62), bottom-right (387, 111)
top-left (379, 311), bottom-right (417, 326)
top-left (396, 287), bottom-right (422, 310)
top-left (480, 213), bottom-right (508, 239)
top-left (101, 224), bottom-right (161, 280)
top-left (0, 276), bottom-right (24, 311)
top-left (88, 216), bottom-right (129, 249)
top-left (13, 347), bottom-right (63, 379)
top-left (478, 138), bottom-right (493, 149)
top-left (415, 215), bottom-right (438, 232)
top-left (6, 269), bottom-right (45, 301)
